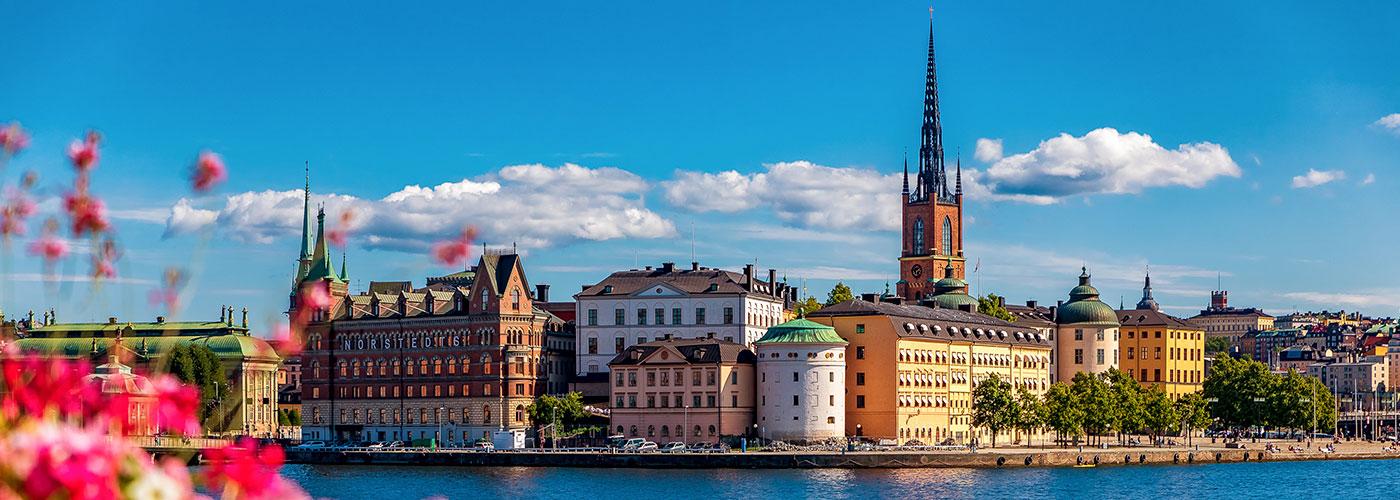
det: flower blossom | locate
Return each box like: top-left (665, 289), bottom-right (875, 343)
top-left (149, 375), bottom-right (202, 436)
top-left (191, 151), bottom-right (227, 192)
top-left (92, 238), bottom-right (120, 279)
top-left (67, 131), bottom-right (101, 172)
top-left (26, 227), bottom-right (70, 262)
top-left (148, 267), bottom-right (187, 312)
top-left (326, 209), bottom-right (355, 247)
top-left (0, 122), bottom-right (29, 154)
top-left (203, 438), bottom-right (308, 500)
top-left (63, 191), bottom-right (110, 236)
top-left (430, 226), bottom-right (478, 267)
top-left (1, 187), bottom-right (36, 237)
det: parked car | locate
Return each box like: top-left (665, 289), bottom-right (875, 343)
top-left (636, 441), bottom-right (659, 452)
top-left (621, 438), bottom-right (647, 451)
top-left (366, 442), bottom-right (385, 448)
top-left (296, 441), bottom-right (326, 449)
top-left (387, 441), bottom-right (405, 448)
top-left (659, 442), bottom-right (687, 453)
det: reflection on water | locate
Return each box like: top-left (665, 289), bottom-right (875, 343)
top-left (279, 459), bottom-right (1397, 500)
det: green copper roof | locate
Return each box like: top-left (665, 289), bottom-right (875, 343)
top-left (15, 334), bottom-right (280, 362)
top-left (755, 318), bottom-right (847, 345)
top-left (1057, 268), bottom-right (1120, 326)
top-left (302, 208), bottom-right (343, 284)
top-left (926, 262), bottom-right (977, 310)
top-left (928, 292), bottom-right (980, 310)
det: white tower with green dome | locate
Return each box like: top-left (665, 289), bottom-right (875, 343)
top-left (1053, 267), bottom-right (1121, 382)
top-left (754, 318), bottom-right (847, 443)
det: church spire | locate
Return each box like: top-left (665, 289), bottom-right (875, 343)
top-left (902, 148), bottom-right (910, 195)
top-left (1135, 267), bottom-right (1159, 311)
top-left (918, 11), bottom-right (948, 203)
top-left (955, 154), bottom-right (962, 196)
top-left (299, 161), bottom-right (313, 260)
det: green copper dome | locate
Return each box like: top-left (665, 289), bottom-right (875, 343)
top-left (755, 318), bottom-right (847, 345)
top-left (1056, 267), bottom-right (1120, 326)
top-left (926, 262), bottom-right (978, 310)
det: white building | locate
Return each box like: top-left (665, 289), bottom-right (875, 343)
top-left (574, 262), bottom-right (794, 376)
top-left (755, 318), bottom-right (846, 443)
top-left (1053, 268), bottom-right (1121, 382)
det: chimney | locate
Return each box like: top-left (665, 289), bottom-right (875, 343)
top-left (860, 293), bottom-right (879, 302)
top-left (155, 316), bottom-right (165, 324)
top-left (996, 296), bottom-right (1005, 308)
top-left (108, 317), bottom-right (117, 325)
top-left (767, 269), bottom-right (777, 292)
top-left (744, 264), bottom-right (755, 290)
top-left (661, 262), bottom-right (675, 273)
top-left (220, 307), bottom-right (226, 323)
top-left (691, 262), bottom-right (699, 271)
top-left (536, 284), bottom-right (551, 303)
top-left (241, 307), bottom-right (248, 328)
top-left (958, 303), bottom-right (975, 313)
top-left (1026, 300), bottom-right (1038, 309)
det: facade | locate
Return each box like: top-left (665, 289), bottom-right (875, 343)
top-left (574, 261), bottom-right (793, 378)
top-left (84, 356), bottom-right (159, 436)
top-left (1189, 290), bottom-right (1274, 343)
top-left (1053, 268), bottom-right (1120, 382)
top-left (17, 316), bottom-right (282, 437)
top-left (806, 299), bottom-right (1052, 446)
top-left (1309, 356), bottom-right (1389, 410)
top-left (607, 338), bottom-right (757, 443)
top-left (1115, 275), bottom-right (1205, 398)
top-left (898, 18), bottom-right (965, 301)
top-left (754, 319), bottom-right (847, 443)
top-left (1240, 329), bottom-right (1304, 367)
top-left (1004, 300), bottom-right (1057, 381)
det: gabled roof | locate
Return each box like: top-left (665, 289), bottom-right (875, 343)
top-left (578, 267), bottom-right (769, 298)
top-left (608, 338), bottom-right (756, 366)
top-left (479, 253), bottom-right (527, 297)
top-left (807, 299), bottom-right (1050, 347)
top-left (1114, 309), bottom-right (1201, 330)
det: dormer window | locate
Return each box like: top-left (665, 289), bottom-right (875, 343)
top-left (603, 285), bottom-right (614, 294)
top-left (511, 288), bottom-right (521, 311)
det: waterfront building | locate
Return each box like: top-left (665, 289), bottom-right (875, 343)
top-left (754, 319), bottom-right (847, 443)
top-left (574, 261), bottom-right (793, 380)
top-left (898, 16), bottom-right (965, 302)
top-left (1053, 268), bottom-right (1120, 382)
top-left (1188, 290), bottom-right (1274, 343)
top-left (17, 314), bottom-right (282, 437)
top-left (806, 299), bottom-right (1052, 446)
top-left (1115, 274), bottom-right (1205, 398)
top-left (607, 338), bottom-right (756, 443)
top-left (1309, 355), bottom-right (1389, 411)
top-left (1239, 329), bottom-right (1304, 367)
top-left (1003, 299), bottom-right (1057, 381)
top-left (84, 353), bottom-right (158, 436)
top-left (1276, 345), bottom-right (1326, 374)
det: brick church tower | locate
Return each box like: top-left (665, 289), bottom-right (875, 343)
top-left (898, 16), bottom-right (964, 301)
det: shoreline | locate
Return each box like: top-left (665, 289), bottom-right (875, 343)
top-left (285, 445), bottom-right (1400, 469)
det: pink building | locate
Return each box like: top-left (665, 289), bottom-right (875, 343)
top-left (608, 339), bottom-right (756, 443)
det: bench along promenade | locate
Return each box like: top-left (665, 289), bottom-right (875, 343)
top-left (285, 442), bottom-right (1400, 469)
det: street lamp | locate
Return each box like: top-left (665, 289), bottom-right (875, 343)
top-left (683, 405), bottom-right (690, 447)
top-left (437, 406), bottom-right (445, 449)
top-left (1251, 396), bottom-right (1266, 442)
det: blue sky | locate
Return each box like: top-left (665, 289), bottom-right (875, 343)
top-left (2, 1), bottom-right (1398, 330)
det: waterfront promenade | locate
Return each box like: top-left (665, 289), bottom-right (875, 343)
top-left (286, 440), bottom-right (1400, 469)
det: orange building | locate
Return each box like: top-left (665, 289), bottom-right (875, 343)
top-left (1116, 274), bottom-right (1205, 398)
top-left (807, 299), bottom-right (1052, 446)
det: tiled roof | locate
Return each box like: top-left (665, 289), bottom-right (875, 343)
top-left (609, 338), bottom-right (756, 366)
top-left (1115, 309), bottom-right (1201, 330)
top-left (578, 266), bottom-right (777, 298)
top-left (808, 299), bottom-right (1050, 347)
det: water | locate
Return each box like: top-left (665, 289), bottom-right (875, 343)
top-left (280, 459), bottom-right (1392, 499)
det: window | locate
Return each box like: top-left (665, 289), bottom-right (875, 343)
top-left (696, 308), bottom-right (706, 324)
top-left (1127, 348), bottom-right (1135, 360)
top-left (672, 308), bottom-right (682, 325)
top-left (856, 324), bottom-right (865, 334)
top-left (588, 309), bottom-right (598, 326)
top-left (827, 416), bottom-right (836, 424)
top-left (723, 307), bottom-right (734, 324)
top-left (941, 216), bottom-right (952, 254)
top-left (638, 309), bottom-right (647, 325)
top-left (1154, 369), bottom-right (1161, 382)
top-left (1096, 349), bottom-right (1105, 364)
top-left (731, 394), bottom-right (738, 407)
top-left (692, 369), bottom-right (701, 386)
top-left (793, 395), bottom-right (800, 406)
top-left (647, 372), bottom-right (656, 386)
top-left (729, 372), bottom-right (738, 384)
top-left (856, 346), bottom-right (865, 359)
top-left (912, 217), bottom-right (925, 253)
top-left (647, 395), bottom-right (655, 408)
top-left (614, 308), bottom-right (625, 325)
top-left (829, 395), bottom-right (835, 406)
top-left (707, 371), bottom-right (717, 386)
top-left (1096, 330), bottom-right (1105, 341)
top-left (693, 394), bottom-right (701, 407)
top-left (856, 373), bottom-right (865, 386)
top-left (1074, 329), bottom-right (1083, 341)
top-left (706, 394), bottom-right (716, 407)
top-left (627, 371), bottom-right (637, 387)
top-left (615, 337), bottom-right (625, 353)
top-left (511, 288), bottom-right (521, 310)
top-left (588, 337), bottom-right (598, 355)
top-left (1155, 347), bottom-right (1161, 360)
top-left (655, 308), bottom-right (664, 325)
top-left (615, 372), bottom-right (624, 387)
top-left (628, 394), bottom-right (637, 408)
top-left (1074, 349), bottom-right (1084, 364)
top-left (856, 395), bottom-right (866, 409)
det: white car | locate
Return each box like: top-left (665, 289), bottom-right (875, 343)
top-left (620, 438), bottom-right (647, 451)
top-left (659, 442), bottom-right (687, 453)
top-left (636, 441), bottom-right (659, 452)
top-left (296, 441), bottom-right (326, 449)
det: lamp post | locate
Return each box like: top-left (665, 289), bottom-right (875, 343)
top-left (437, 406), bottom-right (445, 449)
top-left (1251, 396), bottom-right (1265, 442)
top-left (683, 404), bottom-right (690, 447)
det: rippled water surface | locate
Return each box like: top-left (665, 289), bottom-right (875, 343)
top-left (281, 459), bottom-right (1393, 499)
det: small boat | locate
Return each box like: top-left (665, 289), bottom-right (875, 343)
top-left (1073, 464), bottom-right (1097, 468)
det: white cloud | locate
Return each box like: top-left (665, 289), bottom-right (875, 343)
top-left (1375, 113), bottom-right (1400, 136)
top-left (663, 161), bottom-right (902, 231)
top-left (974, 138), bottom-right (1003, 163)
top-left (1361, 173), bottom-right (1376, 186)
top-left (1281, 290), bottom-right (1400, 310)
top-left (164, 163), bottom-right (676, 250)
top-left (969, 128), bottom-right (1241, 203)
top-left (1290, 169), bottom-right (1346, 189)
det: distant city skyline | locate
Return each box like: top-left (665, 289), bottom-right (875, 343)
top-left (2, 1), bottom-right (1398, 328)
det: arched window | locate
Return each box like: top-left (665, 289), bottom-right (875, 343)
top-left (708, 425), bottom-right (716, 436)
top-left (511, 288), bottom-right (521, 311)
top-left (433, 357), bottom-right (443, 374)
top-left (482, 354), bottom-right (493, 375)
top-left (482, 405), bottom-right (492, 424)
top-left (446, 357), bottom-right (457, 374)
top-left (338, 361), bottom-right (347, 377)
top-left (351, 360), bottom-right (361, 377)
top-left (515, 404), bottom-right (525, 423)
top-left (912, 217), bottom-right (925, 254)
top-left (941, 216), bottom-right (953, 256)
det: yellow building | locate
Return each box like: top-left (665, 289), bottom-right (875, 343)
top-left (1188, 291), bottom-right (1273, 343)
top-left (1117, 274), bottom-right (1205, 398)
top-left (808, 298), bottom-right (1052, 446)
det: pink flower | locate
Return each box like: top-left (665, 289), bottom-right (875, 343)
top-left (150, 375), bottom-right (202, 436)
top-left (67, 131), bottom-right (101, 172)
top-left (326, 209), bottom-right (355, 247)
top-left (26, 233), bottom-right (70, 261)
top-left (299, 282), bottom-right (333, 310)
top-left (0, 122), bottom-right (29, 154)
top-left (191, 151), bottom-right (227, 192)
top-left (203, 438), bottom-right (308, 500)
top-left (148, 267), bottom-right (187, 312)
top-left (430, 226), bottom-right (478, 267)
top-left (269, 323), bottom-right (304, 356)
top-left (92, 238), bottom-right (119, 279)
top-left (62, 191), bottom-right (109, 236)
top-left (1, 188), bottom-right (37, 237)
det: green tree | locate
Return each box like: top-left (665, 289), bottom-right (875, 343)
top-left (1142, 388), bottom-right (1179, 445)
top-left (795, 296), bottom-right (823, 317)
top-left (1269, 370), bottom-right (1336, 434)
top-left (1013, 387), bottom-right (1044, 447)
top-left (166, 344), bottom-right (197, 385)
top-left (1072, 372), bottom-right (1114, 445)
top-left (1175, 392), bottom-right (1213, 446)
top-left (1041, 382), bottom-right (1083, 447)
top-left (970, 374), bottom-right (1015, 447)
top-left (825, 282), bottom-right (854, 306)
top-left (1202, 355), bottom-right (1274, 433)
top-left (1204, 337), bottom-right (1230, 354)
top-left (163, 343), bottom-right (229, 429)
top-left (1105, 369), bottom-right (1145, 444)
top-left (527, 392), bottom-right (591, 438)
top-left (977, 293), bottom-right (1016, 322)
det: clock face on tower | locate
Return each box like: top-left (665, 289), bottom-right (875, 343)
top-left (911, 264), bottom-right (923, 279)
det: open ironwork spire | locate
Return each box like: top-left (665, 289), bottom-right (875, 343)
top-left (917, 14), bottom-right (949, 202)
